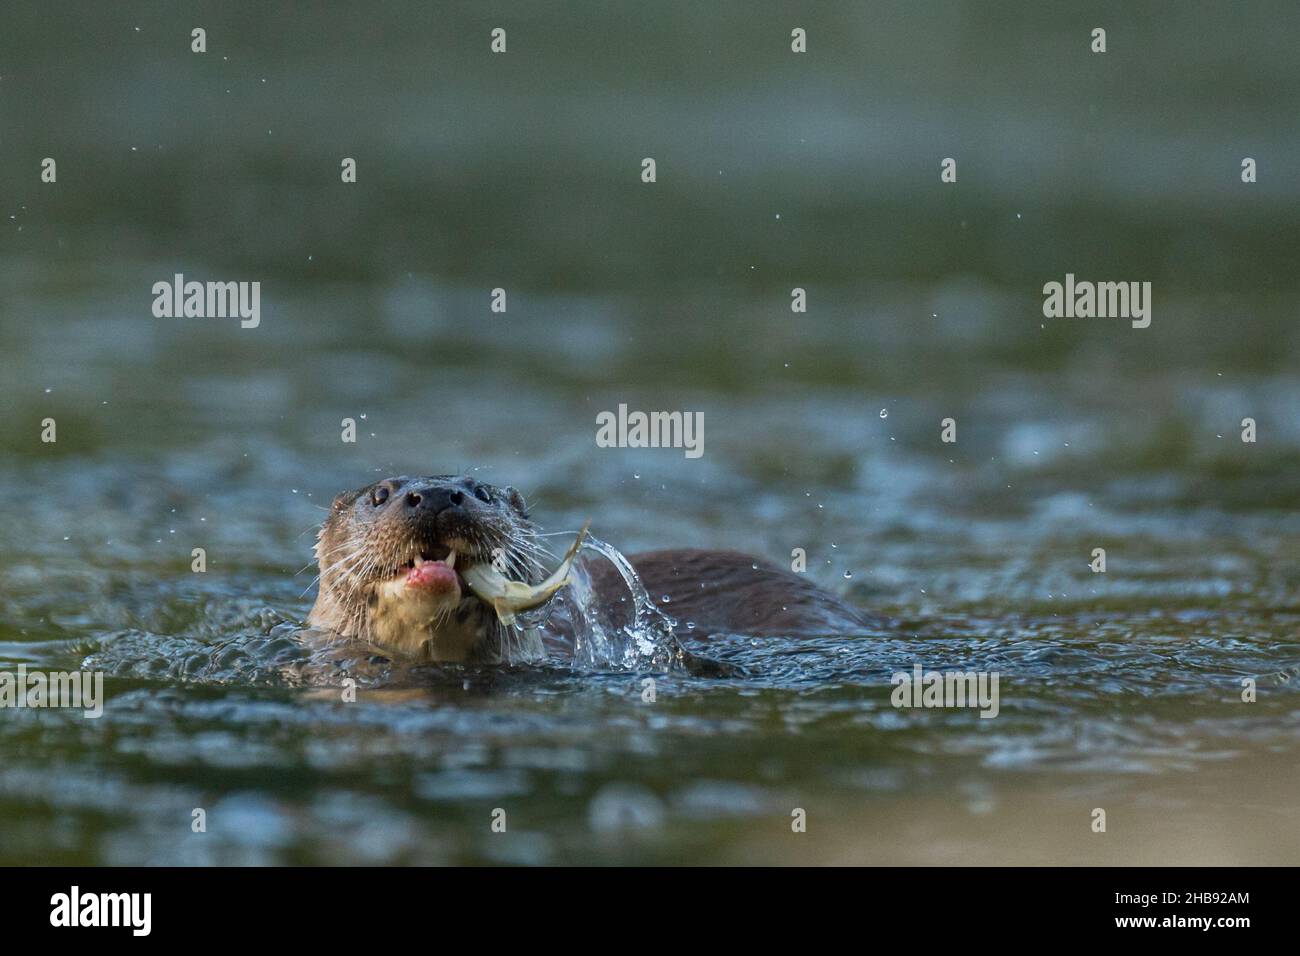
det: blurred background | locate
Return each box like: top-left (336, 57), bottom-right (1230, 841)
top-left (0, 1), bottom-right (1297, 865)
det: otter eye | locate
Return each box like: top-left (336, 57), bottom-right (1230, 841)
top-left (371, 486), bottom-right (390, 506)
top-left (473, 486), bottom-right (492, 503)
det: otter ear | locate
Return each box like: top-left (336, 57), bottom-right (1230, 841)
top-left (503, 486), bottom-right (528, 519)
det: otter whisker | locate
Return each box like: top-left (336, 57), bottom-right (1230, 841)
top-left (300, 544), bottom-right (371, 598)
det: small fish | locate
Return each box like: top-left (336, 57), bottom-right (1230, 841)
top-left (462, 520), bottom-right (591, 625)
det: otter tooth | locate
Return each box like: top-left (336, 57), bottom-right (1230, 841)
top-left (442, 549), bottom-right (457, 568)
top-left (413, 554), bottom-right (426, 567)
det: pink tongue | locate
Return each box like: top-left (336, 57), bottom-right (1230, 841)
top-left (406, 560), bottom-right (458, 594)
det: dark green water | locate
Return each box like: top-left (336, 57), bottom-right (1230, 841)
top-left (1, 2), bottom-right (1298, 864)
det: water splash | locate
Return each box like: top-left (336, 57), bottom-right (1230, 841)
top-left (527, 533), bottom-right (684, 672)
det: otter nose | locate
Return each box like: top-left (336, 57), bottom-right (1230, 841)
top-left (404, 486), bottom-right (464, 514)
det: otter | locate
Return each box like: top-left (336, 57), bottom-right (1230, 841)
top-left (308, 474), bottom-right (873, 664)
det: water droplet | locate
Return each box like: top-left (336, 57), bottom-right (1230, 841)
top-left (843, 570), bottom-right (852, 579)
top-left (879, 408), bottom-right (888, 419)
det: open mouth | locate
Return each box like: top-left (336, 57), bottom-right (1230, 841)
top-left (387, 546), bottom-right (465, 598)
top-left (387, 543), bottom-right (477, 597)
top-left (398, 544), bottom-right (458, 575)
top-left (371, 522), bottom-right (590, 625)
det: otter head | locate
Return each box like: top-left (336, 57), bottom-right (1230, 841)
top-left (308, 475), bottom-right (543, 663)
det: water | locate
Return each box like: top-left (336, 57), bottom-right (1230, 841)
top-left (3, 356), bottom-right (1296, 863)
top-left (2, 2), bottom-right (1299, 865)
top-left (560, 536), bottom-right (685, 672)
